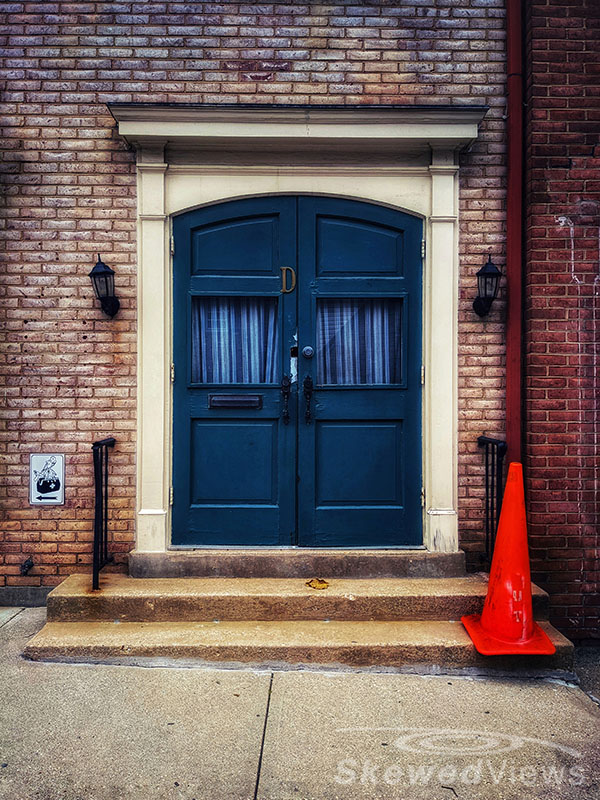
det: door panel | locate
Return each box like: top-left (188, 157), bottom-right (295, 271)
top-left (316, 422), bottom-right (403, 503)
top-left (296, 196), bottom-right (422, 546)
top-left (172, 197), bottom-right (297, 546)
top-left (192, 215), bottom-right (281, 275)
top-left (191, 420), bottom-right (278, 503)
top-left (316, 217), bottom-right (404, 276)
top-left (172, 195), bottom-right (422, 547)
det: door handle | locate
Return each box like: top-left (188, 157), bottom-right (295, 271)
top-left (280, 266), bottom-right (296, 294)
top-left (281, 374), bottom-right (291, 424)
top-left (303, 375), bottom-right (314, 424)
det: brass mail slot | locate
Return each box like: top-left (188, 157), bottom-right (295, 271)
top-left (208, 394), bottom-right (263, 409)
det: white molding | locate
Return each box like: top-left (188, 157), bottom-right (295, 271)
top-left (126, 105), bottom-right (487, 554)
top-left (422, 147), bottom-right (460, 552)
top-left (136, 163), bottom-right (168, 172)
top-left (110, 103), bottom-right (487, 156)
top-left (166, 165), bottom-right (432, 177)
top-left (110, 104), bottom-right (488, 126)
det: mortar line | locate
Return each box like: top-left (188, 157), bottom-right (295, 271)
top-left (253, 671), bottom-right (274, 800)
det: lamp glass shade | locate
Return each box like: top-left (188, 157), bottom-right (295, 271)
top-left (89, 257), bottom-right (115, 300)
top-left (476, 255), bottom-right (501, 302)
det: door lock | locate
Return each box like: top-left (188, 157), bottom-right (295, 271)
top-left (303, 374), bottom-right (314, 424)
top-left (281, 374), bottom-right (291, 424)
top-left (301, 346), bottom-right (314, 359)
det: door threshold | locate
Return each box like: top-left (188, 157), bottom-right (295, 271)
top-left (129, 548), bottom-right (465, 579)
top-left (167, 545), bottom-right (427, 551)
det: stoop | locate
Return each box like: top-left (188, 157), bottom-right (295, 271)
top-left (23, 551), bottom-right (573, 675)
top-left (127, 548), bottom-right (467, 579)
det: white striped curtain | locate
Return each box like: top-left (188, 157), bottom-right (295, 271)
top-left (191, 297), bottom-right (279, 384)
top-left (317, 298), bottom-right (402, 385)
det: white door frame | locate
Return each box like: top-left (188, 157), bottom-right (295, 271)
top-left (109, 105), bottom-right (487, 554)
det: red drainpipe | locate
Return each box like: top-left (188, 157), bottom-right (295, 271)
top-left (505, 0), bottom-right (524, 465)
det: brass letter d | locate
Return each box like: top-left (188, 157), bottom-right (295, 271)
top-left (280, 266), bottom-right (296, 294)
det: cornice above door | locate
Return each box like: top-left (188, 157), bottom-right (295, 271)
top-left (108, 103), bottom-right (488, 163)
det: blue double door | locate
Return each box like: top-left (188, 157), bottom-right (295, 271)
top-left (172, 196), bottom-right (422, 547)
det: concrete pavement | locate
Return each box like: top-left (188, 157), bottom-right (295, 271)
top-left (1, 607), bottom-right (599, 800)
top-left (1, 608), bottom-right (269, 800)
top-left (574, 645), bottom-right (600, 704)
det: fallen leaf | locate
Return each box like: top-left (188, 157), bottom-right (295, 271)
top-left (306, 578), bottom-right (329, 590)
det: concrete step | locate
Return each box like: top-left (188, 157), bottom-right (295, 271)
top-left (23, 619), bottom-right (573, 674)
top-left (128, 548), bottom-right (466, 579)
top-left (47, 574), bottom-right (550, 623)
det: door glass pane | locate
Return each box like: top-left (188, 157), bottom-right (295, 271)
top-left (191, 297), bottom-right (279, 383)
top-left (317, 298), bottom-right (403, 385)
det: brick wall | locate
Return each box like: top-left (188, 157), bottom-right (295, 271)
top-left (0, 3), bottom-right (507, 588)
top-left (525, 0), bottom-right (600, 639)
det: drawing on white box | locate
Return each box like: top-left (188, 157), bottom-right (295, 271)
top-left (33, 456), bottom-right (61, 499)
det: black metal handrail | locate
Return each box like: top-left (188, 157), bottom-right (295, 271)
top-left (477, 435), bottom-right (508, 567)
top-left (92, 437), bottom-right (116, 590)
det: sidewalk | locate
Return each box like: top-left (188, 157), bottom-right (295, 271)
top-left (1, 607), bottom-right (599, 800)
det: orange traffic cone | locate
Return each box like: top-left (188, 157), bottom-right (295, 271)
top-left (462, 462), bottom-right (556, 655)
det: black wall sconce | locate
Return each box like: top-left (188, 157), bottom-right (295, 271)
top-left (473, 254), bottom-right (502, 317)
top-left (89, 254), bottom-right (120, 318)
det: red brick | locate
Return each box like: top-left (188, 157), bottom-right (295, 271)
top-left (525, 0), bottom-right (600, 639)
top-left (5, 1), bottom-right (594, 639)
